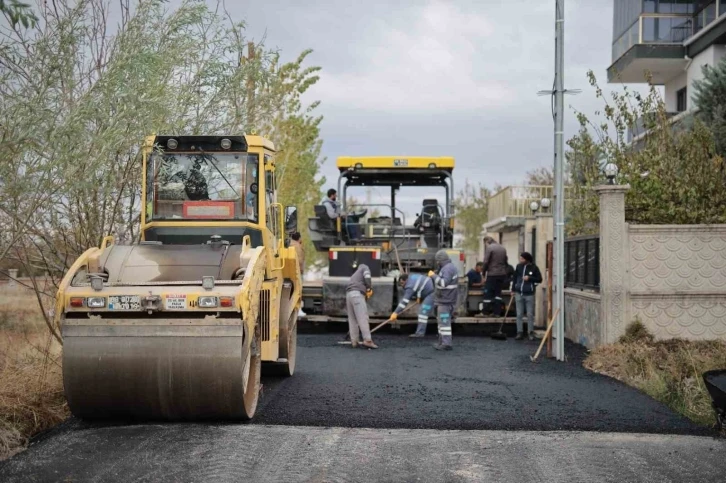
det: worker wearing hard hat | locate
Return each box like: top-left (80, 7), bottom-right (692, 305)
top-left (389, 272), bottom-right (435, 338)
top-left (428, 250), bottom-right (459, 350)
top-left (345, 263), bottom-right (378, 349)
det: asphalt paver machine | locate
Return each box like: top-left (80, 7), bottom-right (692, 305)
top-left (304, 156), bottom-right (469, 322)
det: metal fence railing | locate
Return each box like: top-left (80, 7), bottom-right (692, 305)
top-left (487, 185), bottom-right (575, 221)
top-left (564, 234), bottom-right (600, 291)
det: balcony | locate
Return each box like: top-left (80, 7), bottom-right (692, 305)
top-left (609, 14), bottom-right (692, 84)
top-left (487, 186), bottom-right (574, 222)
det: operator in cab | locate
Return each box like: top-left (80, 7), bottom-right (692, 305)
top-left (428, 250), bottom-right (459, 351)
top-left (389, 272), bottom-right (435, 338)
top-left (322, 188), bottom-right (360, 241)
top-left (345, 263), bottom-right (378, 349)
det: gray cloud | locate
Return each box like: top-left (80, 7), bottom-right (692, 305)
top-left (225, 0), bottom-right (648, 218)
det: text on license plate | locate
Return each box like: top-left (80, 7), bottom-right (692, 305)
top-left (165, 294), bottom-right (187, 310)
top-left (108, 295), bottom-right (141, 310)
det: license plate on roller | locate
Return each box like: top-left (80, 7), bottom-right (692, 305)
top-left (165, 294), bottom-right (187, 310)
top-left (108, 295), bottom-right (141, 310)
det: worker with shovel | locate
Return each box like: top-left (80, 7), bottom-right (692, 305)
top-left (345, 263), bottom-right (378, 349)
top-left (389, 273), bottom-right (435, 338)
top-left (428, 250), bottom-right (459, 351)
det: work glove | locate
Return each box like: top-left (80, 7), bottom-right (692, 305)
top-left (389, 312), bottom-right (398, 321)
top-left (365, 289), bottom-right (373, 299)
top-left (428, 270), bottom-right (436, 278)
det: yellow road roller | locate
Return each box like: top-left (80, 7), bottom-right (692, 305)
top-left (54, 135), bottom-right (301, 420)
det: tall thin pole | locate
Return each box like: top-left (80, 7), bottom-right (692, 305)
top-left (553, 0), bottom-right (566, 361)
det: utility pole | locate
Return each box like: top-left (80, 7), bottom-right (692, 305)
top-left (553, 0), bottom-right (566, 361)
top-left (539, 0), bottom-right (577, 361)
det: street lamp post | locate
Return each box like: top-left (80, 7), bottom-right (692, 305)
top-left (540, 197), bottom-right (551, 213)
top-left (605, 163), bottom-right (619, 185)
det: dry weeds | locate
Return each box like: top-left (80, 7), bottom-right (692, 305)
top-left (0, 288), bottom-right (68, 460)
top-left (585, 320), bottom-right (726, 428)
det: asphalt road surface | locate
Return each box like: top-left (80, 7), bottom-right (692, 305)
top-left (2, 333), bottom-right (723, 482)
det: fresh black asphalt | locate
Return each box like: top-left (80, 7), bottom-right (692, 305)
top-left (254, 331), bottom-right (708, 434)
top-left (1, 330), bottom-right (716, 482)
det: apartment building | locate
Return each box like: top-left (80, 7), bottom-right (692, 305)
top-left (610, 0), bottom-right (726, 117)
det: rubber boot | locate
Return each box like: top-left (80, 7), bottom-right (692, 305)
top-left (409, 323), bottom-right (427, 338)
top-left (434, 334), bottom-right (453, 351)
top-left (362, 340), bottom-right (378, 349)
top-left (515, 332), bottom-right (524, 341)
top-left (528, 332), bottom-right (535, 341)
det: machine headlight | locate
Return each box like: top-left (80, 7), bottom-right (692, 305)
top-left (355, 163), bottom-right (363, 169)
top-left (87, 297), bottom-right (106, 308)
top-left (428, 163), bottom-right (436, 169)
top-left (198, 296), bottom-right (218, 308)
top-left (220, 138), bottom-right (232, 150)
top-left (167, 138), bottom-right (178, 149)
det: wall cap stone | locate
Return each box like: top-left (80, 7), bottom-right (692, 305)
top-left (629, 224), bottom-right (726, 233)
top-left (593, 184), bottom-right (631, 194)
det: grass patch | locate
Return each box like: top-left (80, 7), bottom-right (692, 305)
top-left (585, 320), bottom-right (726, 429)
top-left (0, 288), bottom-right (68, 460)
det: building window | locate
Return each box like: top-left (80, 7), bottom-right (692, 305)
top-left (642, 16), bottom-right (692, 43)
top-left (645, 0), bottom-right (694, 14)
top-left (676, 87), bottom-right (687, 112)
top-left (694, 1), bottom-right (718, 33)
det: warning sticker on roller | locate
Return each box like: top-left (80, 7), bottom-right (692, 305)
top-left (165, 294), bottom-right (187, 310)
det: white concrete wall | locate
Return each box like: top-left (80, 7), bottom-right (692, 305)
top-left (577, 185), bottom-right (726, 345)
top-left (500, 231), bottom-right (519, 266)
top-left (664, 72), bottom-right (686, 112)
top-left (661, 45), bottom-right (726, 112)
top-left (628, 225), bottom-right (726, 341)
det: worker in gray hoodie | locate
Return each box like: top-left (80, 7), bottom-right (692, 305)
top-left (428, 250), bottom-right (459, 350)
top-left (345, 263), bottom-right (378, 349)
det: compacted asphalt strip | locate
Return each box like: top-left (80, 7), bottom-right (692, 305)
top-left (1, 331), bottom-right (722, 482)
top-left (254, 332), bottom-right (710, 433)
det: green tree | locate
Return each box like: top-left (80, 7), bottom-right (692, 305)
top-left (525, 166), bottom-right (554, 186)
top-left (0, 0), bottom-right (37, 27)
top-left (0, 0), bottom-right (326, 332)
top-left (566, 70), bottom-right (726, 234)
top-left (565, 127), bottom-right (603, 235)
top-left (452, 181), bottom-right (491, 254)
top-left (692, 58), bottom-right (726, 158)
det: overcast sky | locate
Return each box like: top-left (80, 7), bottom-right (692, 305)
top-left (230, 0), bottom-right (642, 218)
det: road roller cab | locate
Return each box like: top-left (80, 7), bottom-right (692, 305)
top-left (55, 135), bottom-right (302, 421)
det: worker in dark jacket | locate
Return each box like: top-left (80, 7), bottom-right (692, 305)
top-left (466, 262), bottom-right (485, 288)
top-left (428, 250), bottom-right (459, 350)
top-left (390, 273), bottom-right (435, 338)
top-left (482, 236), bottom-right (509, 316)
top-left (346, 263), bottom-right (378, 349)
top-left (511, 252), bottom-right (543, 340)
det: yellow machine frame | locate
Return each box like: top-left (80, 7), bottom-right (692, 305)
top-left (56, 135), bottom-right (302, 364)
